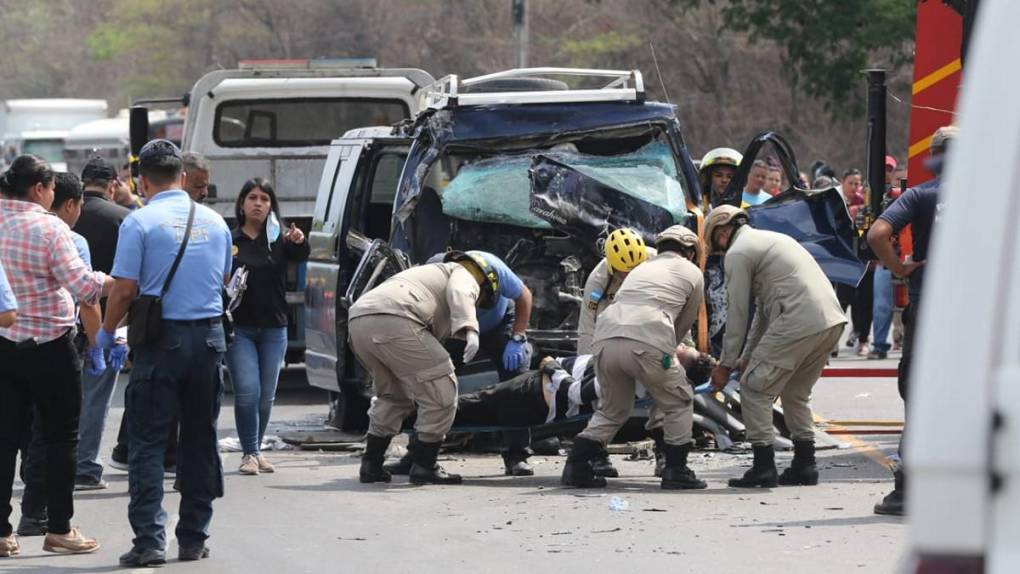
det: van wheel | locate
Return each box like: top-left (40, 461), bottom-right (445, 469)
top-left (326, 388), bottom-right (370, 432)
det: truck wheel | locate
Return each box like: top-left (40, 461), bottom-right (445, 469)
top-left (326, 388), bottom-right (371, 432)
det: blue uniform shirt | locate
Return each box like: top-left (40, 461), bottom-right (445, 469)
top-left (111, 190), bottom-right (232, 320)
top-left (72, 231), bottom-right (92, 272)
top-left (0, 260), bottom-right (16, 312)
top-left (469, 250), bottom-right (525, 334)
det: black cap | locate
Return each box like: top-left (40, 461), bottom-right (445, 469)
top-left (138, 139), bottom-right (182, 166)
top-left (81, 156), bottom-right (117, 183)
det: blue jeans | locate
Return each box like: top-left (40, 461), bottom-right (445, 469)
top-left (225, 326), bottom-right (288, 455)
top-left (77, 355), bottom-right (122, 481)
top-left (126, 320), bottom-right (225, 552)
top-left (872, 265), bottom-right (894, 354)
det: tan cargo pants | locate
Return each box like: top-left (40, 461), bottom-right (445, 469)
top-left (740, 325), bottom-right (844, 446)
top-left (348, 315), bottom-right (458, 443)
top-left (579, 339), bottom-right (694, 447)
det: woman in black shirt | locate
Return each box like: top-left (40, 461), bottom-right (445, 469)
top-left (225, 178), bottom-right (309, 475)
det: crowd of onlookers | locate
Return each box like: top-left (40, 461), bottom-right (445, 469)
top-left (0, 142), bottom-right (307, 565)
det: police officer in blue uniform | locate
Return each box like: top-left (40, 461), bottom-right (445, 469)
top-left (97, 139), bottom-right (232, 567)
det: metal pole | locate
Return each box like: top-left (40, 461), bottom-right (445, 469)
top-left (512, 0), bottom-right (529, 68)
top-left (865, 69), bottom-right (887, 220)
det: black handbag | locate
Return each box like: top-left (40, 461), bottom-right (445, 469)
top-left (127, 201), bottom-right (195, 347)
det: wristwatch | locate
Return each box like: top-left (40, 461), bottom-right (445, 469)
top-left (511, 332), bottom-right (528, 344)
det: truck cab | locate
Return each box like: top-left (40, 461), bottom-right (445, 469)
top-left (305, 68), bottom-right (705, 430)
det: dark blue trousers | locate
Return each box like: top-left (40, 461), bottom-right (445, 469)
top-left (126, 320), bottom-right (225, 551)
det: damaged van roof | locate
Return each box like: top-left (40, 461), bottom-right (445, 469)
top-left (410, 101), bottom-right (681, 143)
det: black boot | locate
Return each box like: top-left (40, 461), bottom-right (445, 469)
top-left (560, 437), bottom-right (607, 488)
top-left (660, 443), bottom-right (708, 490)
top-left (383, 436), bottom-right (416, 476)
top-left (592, 447), bottom-right (619, 478)
top-left (502, 450), bottom-right (535, 476)
top-left (728, 445), bottom-right (778, 488)
top-left (778, 440), bottom-right (819, 486)
top-left (874, 468), bottom-right (905, 516)
top-left (359, 434), bottom-right (393, 483)
top-left (650, 428), bottom-right (666, 478)
top-left (409, 441), bottom-right (462, 485)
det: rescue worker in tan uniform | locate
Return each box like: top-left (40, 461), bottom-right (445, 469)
top-left (351, 252), bottom-right (498, 485)
top-left (576, 228), bottom-right (655, 354)
top-left (576, 228), bottom-right (655, 478)
top-left (562, 225), bottom-right (707, 490)
top-left (706, 206), bottom-right (847, 488)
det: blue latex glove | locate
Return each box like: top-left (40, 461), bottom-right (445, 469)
top-left (694, 382), bottom-right (714, 394)
top-left (502, 339), bottom-right (528, 373)
top-left (108, 342), bottom-right (129, 372)
top-left (86, 346), bottom-right (107, 377)
top-left (96, 327), bottom-right (116, 350)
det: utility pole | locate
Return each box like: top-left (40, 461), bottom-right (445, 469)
top-left (512, 0), bottom-right (529, 68)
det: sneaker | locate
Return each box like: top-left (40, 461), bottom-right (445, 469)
top-left (256, 454), bottom-right (275, 473)
top-left (239, 454), bottom-right (259, 475)
top-left (107, 458), bottom-right (130, 472)
top-left (179, 545), bottom-right (210, 561)
top-left (845, 333), bottom-right (857, 347)
top-left (42, 526), bottom-right (100, 554)
top-left (119, 547), bottom-right (167, 567)
top-left (0, 534), bottom-right (19, 557)
top-left (163, 466), bottom-right (177, 479)
top-left (74, 476), bottom-right (108, 491)
top-left (856, 342), bottom-right (870, 357)
top-left (868, 350), bottom-right (888, 360)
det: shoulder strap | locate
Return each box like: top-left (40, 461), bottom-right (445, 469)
top-left (161, 200), bottom-right (196, 297)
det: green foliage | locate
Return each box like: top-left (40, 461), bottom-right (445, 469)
top-left (719, 0), bottom-right (917, 113)
top-left (560, 30), bottom-right (644, 68)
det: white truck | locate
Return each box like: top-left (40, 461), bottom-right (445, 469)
top-left (1, 98), bottom-right (108, 171)
top-left (62, 109), bottom-right (183, 177)
top-left (129, 58), bottom-right (435, 364)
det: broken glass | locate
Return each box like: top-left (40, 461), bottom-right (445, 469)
top-left (439, 140), bottom-right (687, 229)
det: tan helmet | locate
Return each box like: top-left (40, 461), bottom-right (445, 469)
top-left (703, 205), bottom-right (748, 253)
top-left (655, 225), bottom-right (703, 263)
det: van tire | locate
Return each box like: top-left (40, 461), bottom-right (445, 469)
top-left (326, 388), bottom-right (371, 432)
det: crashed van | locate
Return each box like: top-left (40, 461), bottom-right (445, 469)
top-left (304, 68), bottom-right (705, 430)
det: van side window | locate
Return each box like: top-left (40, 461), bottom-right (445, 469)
top-left (351, 151), bottom-right (406, 240)
top-left (214, 98), bottom-right (408, 147)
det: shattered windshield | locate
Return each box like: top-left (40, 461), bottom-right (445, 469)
top-left (440, 139), bottom-right (687, 229)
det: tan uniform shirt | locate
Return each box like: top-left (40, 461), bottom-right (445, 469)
top-left (349, 262), bottom-right (480, 341)
top-left (576, 248), bottom-right (658, 354)
top-left (577, 259), bottom-right (624, 355)
top-left (591, 252), bottom-right (704, 356)
top-left (720, 226), bottom-right (846, 369)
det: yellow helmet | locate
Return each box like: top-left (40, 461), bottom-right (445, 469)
top-left (604, 228), bottom-right (647, 273)
top-left (699, 147), bottom-right (743, 174)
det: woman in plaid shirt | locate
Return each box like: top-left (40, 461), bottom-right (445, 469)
top-left (0, 155), bottom-right (112, 558)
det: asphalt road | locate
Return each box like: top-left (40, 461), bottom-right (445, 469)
top-left (4, 353), bottom-right (908, 574)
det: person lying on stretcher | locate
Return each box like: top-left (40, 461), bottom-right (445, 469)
top-left (383, 345), bottom-right (716, 478)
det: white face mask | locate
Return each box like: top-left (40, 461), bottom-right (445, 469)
top-left (266, 211), bottom-right (281, 246)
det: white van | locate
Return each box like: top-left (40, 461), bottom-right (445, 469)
top-left (906, 0), bottom-right (1020, 572)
